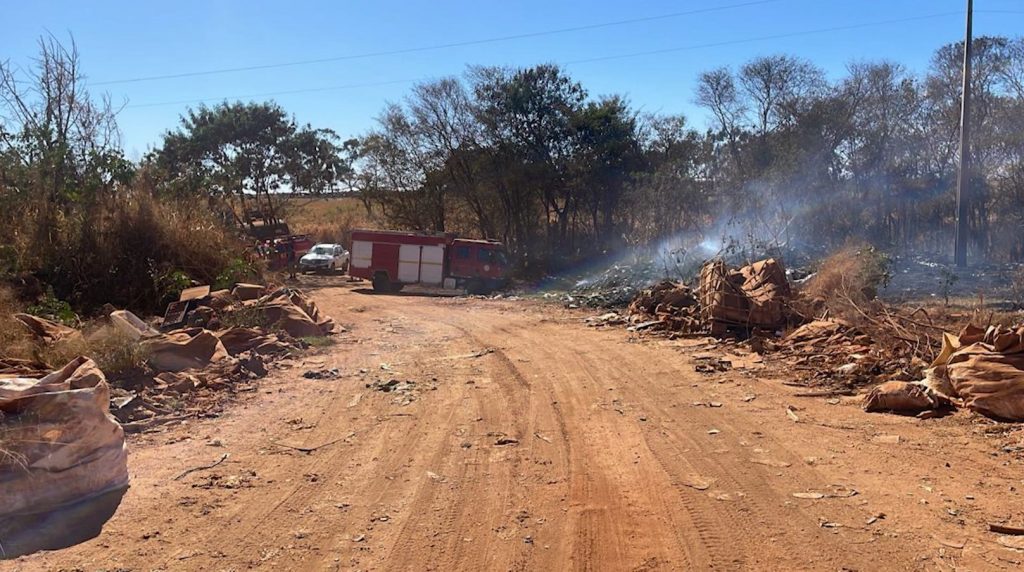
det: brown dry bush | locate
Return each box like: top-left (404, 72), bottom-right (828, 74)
top-left (0, 286), bottom-right (34, 360)
top-left (38, 325), bottom-right (149, 381)
top-left (798, 244), bottom-right (892, 321)
top-left (10, 190), bottom-right (258, 316)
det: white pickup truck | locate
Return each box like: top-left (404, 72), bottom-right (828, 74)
top-left (299, 243), bottom-right (350, 274)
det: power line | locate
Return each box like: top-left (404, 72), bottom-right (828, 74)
top-left (92, 0), bottom-right (786, 86)
top-left (123, 78), bottom-right (420, 109)
top-left (563, 11), bottom-right (973, 65)
top-left (122, 10), bottom-right (1009, 110)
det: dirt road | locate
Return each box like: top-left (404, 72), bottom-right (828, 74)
top-left (13, 284), bottom-right (1024, 570)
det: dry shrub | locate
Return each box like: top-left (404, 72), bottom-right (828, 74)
top-left (0, 285), bottom-right (34, 360)
top-left (39, 324), bottom-right (148, 381)
top-left (15, 190), bottom-right (258, 315)
top-left (799, 244), bottom-right (891, 320)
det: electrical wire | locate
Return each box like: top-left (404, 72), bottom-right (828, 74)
top-left (121, 9), bottom-right (1020, 110)
top-left (93, 0), bottom-right (786, 86)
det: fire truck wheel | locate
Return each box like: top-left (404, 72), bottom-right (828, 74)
top-left (466, 279), bottom-right (488, 295)
top-left (372, 273), bottom-right (390, 293)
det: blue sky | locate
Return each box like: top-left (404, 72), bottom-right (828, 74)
top-left (4, 0), bottom-right (1023, 159)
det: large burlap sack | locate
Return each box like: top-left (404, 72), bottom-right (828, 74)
top-left (232, 283), bottom-right (266, 301)
top-left (0, 357), bottom-right (129, 559)
top-left (216, 327), bottom-right (290, 356)
top-left (924, 325), bottom-right (1024, 421)
top-left (143, 328), bottom-right (231, 372)
top-left (700, 260), bottom-right (749, 325)
top-left (863, 381), bottom-right (944, 413)
top-left (700, 258), bottom-right (791, 328)
top-left (265, 289), bottom-right (335, 335)
top-left (260, 301), bottom-right (324, 338)
top-left (738, 258), bottom-right (791, 327)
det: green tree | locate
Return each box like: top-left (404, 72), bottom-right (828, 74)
top-left (152, 101), bottom-right (348, 228)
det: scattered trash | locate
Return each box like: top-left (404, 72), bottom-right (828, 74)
top-left (990, 523), bottom-right (1024, 536)
top-left (863, 381), bottom-right (948, 414)
top-left (872, 434), bottom-right (902, 444)
top-left (694, 355), bottom-right (732, 373)
top-left (785, 406), bottom-right (800, 422)
top-left (303, 368), bottom-right (340, 380)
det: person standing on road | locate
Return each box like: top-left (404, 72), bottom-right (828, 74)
top-left (285, 242), bottom-right (297, 280)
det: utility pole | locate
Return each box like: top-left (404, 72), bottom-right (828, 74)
top-left (954, 0), bottom-right (973, 268)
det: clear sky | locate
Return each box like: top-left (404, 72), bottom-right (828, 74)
top-left (4, 0), bottom-right (1023, 159)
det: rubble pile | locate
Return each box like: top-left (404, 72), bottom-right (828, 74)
top-left (769, 319), bottom-right (919, 392)
top-left (621, 258), bottom-right (793, 335)
top-left (566, 259), bottom-right (667, 308)
top-left (5, 284), bottom-right (338, 431)
top-left (626, 281), bottom-right (701, 333)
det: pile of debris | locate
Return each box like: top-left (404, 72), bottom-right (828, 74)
top-left (865, 323), bottom-right (1024, 421)
top-left (566, 259), bottom-right (667, 308)
top-left (767, 319), bottom-right (919, 393)
top-left (627, 281), bottom-right (700, 332)
top-left (6, 284), bottom-right (338, 431)
top-left (621, 257), bottom-right (794, 336)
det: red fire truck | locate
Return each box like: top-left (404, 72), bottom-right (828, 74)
top-left (349, 229), bottom-right (510, 294)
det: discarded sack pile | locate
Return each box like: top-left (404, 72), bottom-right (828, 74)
top-left (111, 285), bottom-right (336, 428)
top-left (0, 357), bottom-right (129, 559)
top-left (867, 324), bottom-right (1024, 421)
top-left (9, 285), bottom-right (337, 430)
top-left (624, 258), bottom-right (793, 335)
top-left (627, 280), bottom-right (700, 332)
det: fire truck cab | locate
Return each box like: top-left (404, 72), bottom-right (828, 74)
top-left (350, 229), bottom-right (509, 294)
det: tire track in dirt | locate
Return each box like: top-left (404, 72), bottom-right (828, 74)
top-left (452, 312), bottom-right (910, 571)
top-left (504, 320), bottom-right (705, 571)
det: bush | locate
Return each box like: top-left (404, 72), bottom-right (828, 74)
top-left (26, 287), bottom-right (78, 326)
top-left (0, 286), bottom-right (34, 360)
top-left (7, 189), bottom-right (257, 316)
top-left (39, 325), bottom-right (149, 381)
top-left (800, 244), bottom-right (892, 319)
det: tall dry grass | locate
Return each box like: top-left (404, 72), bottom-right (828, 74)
top-left (4, 189), bottom-right (259, 315)
top-left (285, 196), bottom-right (379, 245)
top-left (0, 286), bottom-right (33, 360)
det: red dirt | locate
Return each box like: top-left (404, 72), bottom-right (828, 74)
top-left (11, 282), bottom-right (1024, 570)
